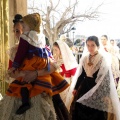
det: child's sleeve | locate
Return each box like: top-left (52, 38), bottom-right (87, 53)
top-left (8, 60), bottom-right (13, 69)
top-left (12, 37), bottom-right (29, 68)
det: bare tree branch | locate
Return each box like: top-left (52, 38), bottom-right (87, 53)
top-left (28, 7), bottom-right (46, 16)
top-left (28, 0), bottom-right (103, 45)
top-left (53, 0), bottom-right (60, 10)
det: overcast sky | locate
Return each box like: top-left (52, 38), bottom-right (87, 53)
top-left (74, 0), bottom-right (120, 39)
top-left (28, 0), bottom-right (120, 39)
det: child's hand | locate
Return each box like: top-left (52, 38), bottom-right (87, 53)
top-left (72, 90), bottom-right (77, 96)
top-left (56, 59), bottom-right (63, 66)
top-left (53, 59), bottom-right (63, 70)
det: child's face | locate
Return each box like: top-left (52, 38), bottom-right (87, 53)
top-left (52, 45), bottom-right (61, 58)
top-left (22, 22), bottom-right (30, 33)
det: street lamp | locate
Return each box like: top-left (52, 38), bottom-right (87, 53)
top-left (71, 27), bottom-right (76, 44)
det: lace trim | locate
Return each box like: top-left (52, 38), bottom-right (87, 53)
top-left (76, 53), bottom-right (120, 120)
top-left (83, 53), bottom-right (102, 78)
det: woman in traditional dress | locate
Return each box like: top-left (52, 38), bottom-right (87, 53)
top-left (52, 40), bottom-right (78, 111)
top-left (110, 39), bottom-right (120, 99)
top-left (101, 35), bottom-right (120, 87)
top-left (0, 13), bottom-right (70, 120)
top-left (70, 36), bottom-right (120, 120)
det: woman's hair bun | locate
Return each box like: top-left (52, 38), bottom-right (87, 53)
top-left (13, 14), bottom-right (23, 23)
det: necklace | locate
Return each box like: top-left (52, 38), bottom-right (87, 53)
top-left (88, 51), bottom-right (98, 66)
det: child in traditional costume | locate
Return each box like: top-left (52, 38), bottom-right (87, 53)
top-left (52, 40), bottom-right (78, 111)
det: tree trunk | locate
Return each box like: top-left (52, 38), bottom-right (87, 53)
top-left (48, 32), bottom-right (59, 47)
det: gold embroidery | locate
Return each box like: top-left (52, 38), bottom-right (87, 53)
top-left (88, 51), bottom-right (98, 66)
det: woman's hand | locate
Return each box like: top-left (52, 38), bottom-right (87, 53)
top-left (9, 63), bottom-right (56, 83)
top-left (103, 96), bottom-right (111, 104)
top-left (8, 70), bottom-right (37, 83)
top-left (23, 64), bottom-right (56, 83)
top-left (7, 67), bottom-right (16, 77)
top-left (23, 71), bottom-right (38, 83)
top-left (8, 69), bottom-right (25, 78)
top-left (72, 90), bottom-right (77, 96)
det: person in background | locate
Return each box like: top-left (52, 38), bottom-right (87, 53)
top-left (101, 35), bottom-right (120, 88)
top-left (52, 40), bottom-right (78, 111)
top-left (117, 41), bottom-right (120, 49)
top-left (70, 36), bottom-right (120, 120)
top-left (60, 34), bottom-right (74, 49)
top-left (110, 39), bottom-right (120, 58)
top-left (110, 40), bottom-right (120, 99)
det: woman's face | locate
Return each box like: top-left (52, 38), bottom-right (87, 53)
top-left (52, 45), bottom-right (61, 59)
top-left (86, 40), bottom-right (98, 55)
top-left (101, 36), bottom-right (107, 46)
top-left (13, 22), bottom-right (23, 39)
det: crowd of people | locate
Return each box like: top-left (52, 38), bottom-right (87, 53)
top-left (0, 12), bottom-right (120, 120)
